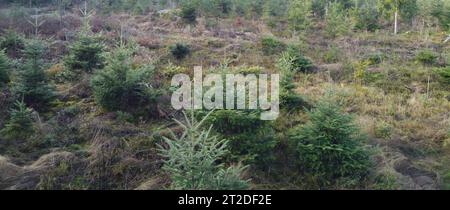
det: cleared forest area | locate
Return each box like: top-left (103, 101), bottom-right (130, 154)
top-left (0, 0), bottom-right (449, 190)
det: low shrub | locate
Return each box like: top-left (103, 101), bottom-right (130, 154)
top-left (435, 66), bottom-right (450, 85)
top-left (416, 50), bottom-right (438, 65)
top-left (261, 36), bottom-right (286, 55)
top-left (169, 43), bottom-right (190, 60)
top-left (374, 121), bottom-right (393, 139)
top-left (279, 47), bottom-right (314, 73)
top-left (323, 46), bottom-right (340, 63)
top-left (283, 46), bottom-right (313, 73)
top-left (366, 52), bottom-right (385, 65)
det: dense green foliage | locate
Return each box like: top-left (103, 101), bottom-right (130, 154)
top-left (169, 43), bottom-right (191, 60)
top-left (277, 51), bottom-right (310, 110)
top-left (312, 0), bottom-right (354, 17)
top-left (429, 0), bottom-right (450, 30)
top-left (436, 66), bottom-right (450, 84)
top-left (325, 2), bottom-right (352, 38)
top-left (289, 100), bottom-right (372, 186)
top-left (91, 46), bottom-right (159, 113)
top-left (261, 36), bottom-right (287, 55)
top-left (281, 46), bottom-right (314, 73)
top-left (0, 50), bottom-right (11, 86)
top-left (0, 100), bottom-right (34, 141)
top-left (159, 111), bottom-right (249, 190)
top-left (201, 110), bottom-right (277, 166)
top-left (64, 26), bottom-right (105, 74)
top-left (354, 0), bottom-right (380, 31)
top-left (180, 2), bottom-right (197, 24)
top-left (398, 0), bottom-right (419, 22)
top-left (288, 0), bottom-right (312, 32)
top-left (0, 30), bottom-right (25, 58)
top-left (416, 50), bottom-right (438, 65)
top-left (12, 40), bottom-right (55, 110)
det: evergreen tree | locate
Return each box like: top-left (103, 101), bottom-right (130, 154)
top-left (0, 49), bottom-right (11, 86)
top-left (64, 17), bottom-right (105, 75)
top-left (0, 30), bottom-right (25, 58)
top-left (0, 100), bottom-right (34, 141)
top-left (159, 111), bottom-right (249, 190)
top-left (289, 99), bottom-right (371, 186)
top-left (398, 0), bottom-right (419, 23)
top-left (12, 40), bottom-right (55, 110)
top-left (280, 45), bottom-right (313, 73)
top-left (232, 0), bottom-right (248, 17)
top-left (179, 2), bottom-right (197, 24)
top-left (169, 43), bottom-right (191, 60)
top-left (263, 0), bottom-right (288, 18)
top-left (245, 0), bottom-right (265, 19)
top-left (277, 49), bottom-right (310, 110)
top-left (202, 109), bottom-right (277, 166)
top-left (91, 46), bottom-right (159, 113)
top-left (261, 36), bottom-right (287, 55)
top-left (430, 0), bottom-right (450, 30)
top-left (311, 0), bottom-right (354, 18)
top-left (325, 2), bottom-right (352, 38)
top-left (354, 0), bottom-right (380, 31)
top-left (213, 0), bottom-right (232, 17)
top-left (288, 0), bottom-right (312, 32)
